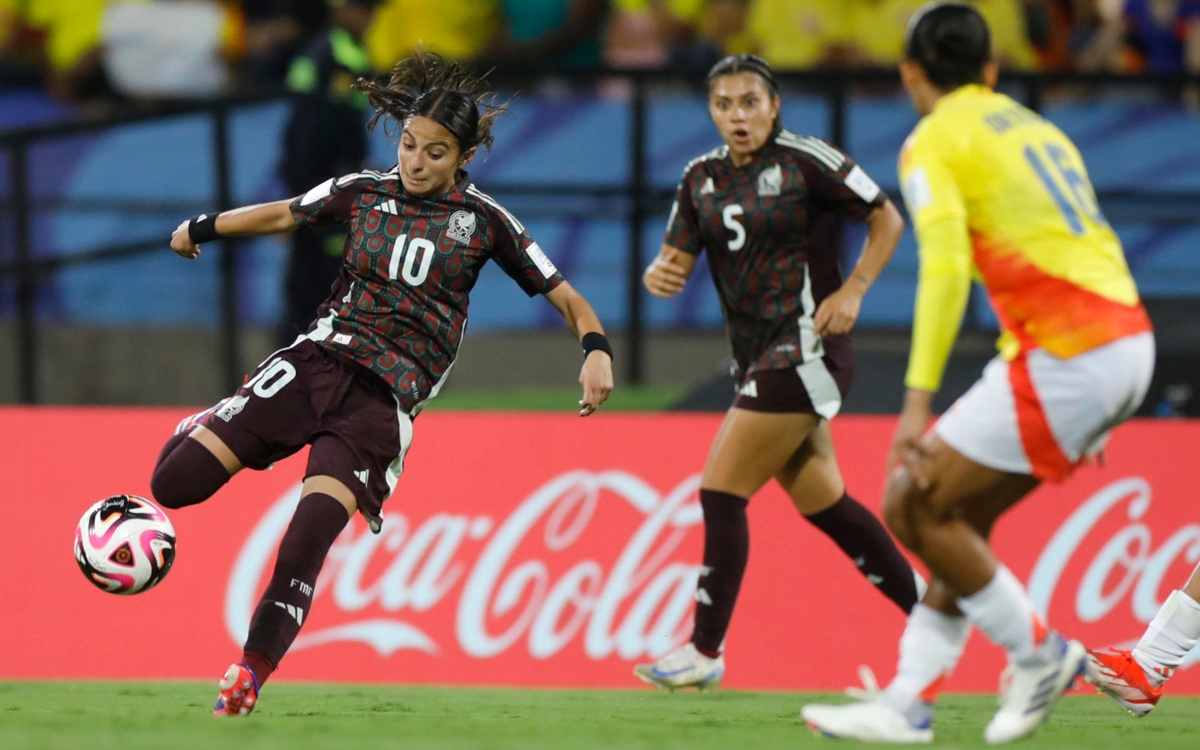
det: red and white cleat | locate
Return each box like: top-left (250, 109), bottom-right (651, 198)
top-left (213, 663), bottom-right (259, 717)
top-left (1085, 648), bottom-right (1165, 718)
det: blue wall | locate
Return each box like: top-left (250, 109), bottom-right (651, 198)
top-left (2, 89), bottom-right (1198, 331)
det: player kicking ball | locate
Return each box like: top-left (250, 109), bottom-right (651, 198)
top-left (802, 3), bottom-right (1155, 744)
top-left (156, 49), bottom-right (614, 715)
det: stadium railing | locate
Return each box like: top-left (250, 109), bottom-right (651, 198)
top-left (1, 68), bottom-right (1199, 405)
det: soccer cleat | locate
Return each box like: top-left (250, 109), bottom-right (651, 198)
top-left (213, 663), bottom-right (259, 717)
top-left (633, 643), bottom-right (724, 691)
top-left (1085, 648), bottom-right (1164, 718)
top-left (801, 700), bottom-right (933, 744)
top-left (983, 634), bottom-right (1086, 744)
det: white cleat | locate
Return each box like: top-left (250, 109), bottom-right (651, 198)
top-left (633, 643), bottom-right (724, 691)
top-left (983, 634), bottom-right (1086, 744)
top-left (801, 700), bottom-right (933, 744)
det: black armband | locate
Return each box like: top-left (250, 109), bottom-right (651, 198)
top-left (582, 332), bottom-right (613, 360)
top-left (187, 213), bottom-right (221, 244)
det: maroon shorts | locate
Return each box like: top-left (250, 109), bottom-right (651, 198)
top-left (732, 358), bottom-right (853, 418)
top-left (195, 339), bottom-right (409, 532)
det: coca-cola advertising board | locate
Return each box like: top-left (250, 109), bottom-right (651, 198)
top-left (1, 408), bottom-right (1197, 693)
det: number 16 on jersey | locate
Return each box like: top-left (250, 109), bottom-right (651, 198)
top-left (1023, 141), bottom-right (1107, 236)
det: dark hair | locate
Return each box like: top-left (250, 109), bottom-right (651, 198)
top-left (355, 47), bottom-right (507, 153)
top-left (904, 2), bottom-right (991, 89)
top-left (705, 54), bottom-right (779, 97)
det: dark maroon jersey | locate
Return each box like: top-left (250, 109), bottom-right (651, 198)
top-left (290, 167), bottom-right (564, 413)
top-left (665, 129), bottom-right (887, 382)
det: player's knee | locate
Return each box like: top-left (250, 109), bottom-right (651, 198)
top-left (150, 436), bottom-right (231, 509)
top-left (882, 468), bottom-right (921, 548)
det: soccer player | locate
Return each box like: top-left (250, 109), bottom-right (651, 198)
top-left (1088, 563), bottom-right (1200, 717)
top-left (801, 4), bottom-right (1156, 744)
top-left (152, 49), bottom-right (615, 716)
top-left (634, 54), bottom-right (919, 692)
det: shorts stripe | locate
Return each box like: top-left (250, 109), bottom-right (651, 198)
top-left (1007, 352), bottom-right (1072, 481)
top-left (795, 360), bottom-right (842, 420)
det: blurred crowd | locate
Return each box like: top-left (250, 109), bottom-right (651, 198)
top-left (0, 0), bottom-right (1197, 102)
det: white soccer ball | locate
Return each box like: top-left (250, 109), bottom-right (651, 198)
top-left (74, 494), bottom-right (176, 595)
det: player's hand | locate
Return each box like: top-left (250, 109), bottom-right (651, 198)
top-left (170, 220), bottom-right (201, 259)
top-left (578, 350), bottom-right (613, 416)
top-left (813, 282), bottom-right (864, 336)
top-left (643, 249), bottom-right (688, 299)
top-left (888, 391), bottom-right (934, 489)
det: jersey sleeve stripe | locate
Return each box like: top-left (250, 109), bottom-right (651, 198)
top-left (776, 133), bottom-right (844, 171)
top-left (466, 185), bottom-right (525, 234)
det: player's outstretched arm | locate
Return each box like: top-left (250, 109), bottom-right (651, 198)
top-left (814, 199), bottom-right (904, 335)
top-left (643, 243), bottom-right (697, 299)
top-left (545, 282), bottom-right (614, 417)
top-left (170, 199), bottom-right (299, 259)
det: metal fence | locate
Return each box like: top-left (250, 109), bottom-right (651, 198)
top-left (2, 68), bottom-right (1199, 405)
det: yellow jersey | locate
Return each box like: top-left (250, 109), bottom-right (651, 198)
top-left (899, 85), bottom-right (1151, 392)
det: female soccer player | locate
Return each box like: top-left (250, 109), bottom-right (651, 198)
top-left (802, 4), bottom-right (1155, 743)
top-left (633, 54), bottom-right (917, 692)
top-left (152, 49), bottom-right (614, 716)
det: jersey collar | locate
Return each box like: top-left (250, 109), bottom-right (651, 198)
top-left (934, 83), bottom-right (993, 112)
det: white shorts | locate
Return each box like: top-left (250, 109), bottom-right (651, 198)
top-left (934, 332), bottom-right (1155, 481)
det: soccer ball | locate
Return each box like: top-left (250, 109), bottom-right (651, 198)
top-left (74, 494), bottom-right (176, 595)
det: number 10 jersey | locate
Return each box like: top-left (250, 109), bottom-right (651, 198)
top-left (290, 167), bottom-right (564, 413)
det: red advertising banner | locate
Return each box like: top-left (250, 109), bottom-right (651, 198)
top-left (1, 408), bottom-right (1197, 694)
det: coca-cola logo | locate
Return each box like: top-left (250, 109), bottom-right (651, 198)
top-left (1028, 476), bottom-right (1200, 667)
top-left (225, 470), bottom-right (705, 661)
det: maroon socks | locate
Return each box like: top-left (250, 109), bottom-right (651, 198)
top-left (806, 493), bottom-right (919, 613)
top-left (691, 489), bottom-right (750, 658)
top-left (241, 492), bottom-right (351, 685)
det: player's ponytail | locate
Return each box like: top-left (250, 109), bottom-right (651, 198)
top-left (356, 46), bottom-right (508, 153)
top-left (904, 2), bottom-right (991, 89)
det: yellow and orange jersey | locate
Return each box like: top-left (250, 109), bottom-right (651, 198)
top-left (899, 84), bottom-right (1151, 392)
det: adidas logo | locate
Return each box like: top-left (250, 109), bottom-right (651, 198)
top-left (354, 469), bottom-right (370, 485)
top-left (700, 177), bottom-right (715, 195)
top-left (738, 380), bottom-right (758, 398)
top-left (379, 199), bottom-right (400, 215)
top-left (273, 601), bottom-right (305, 626)
top-left (695, 588), bottom-right (713, 606)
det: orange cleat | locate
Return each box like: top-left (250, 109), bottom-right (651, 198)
top-left (1085, 648), bottom-right (1164, 718)
top-left (212, 663), bottom-right (259, 717)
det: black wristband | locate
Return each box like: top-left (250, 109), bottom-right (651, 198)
top-left (582, 332), bottom-right (613, 360)
top-left (187, 213), bottom-right (220, 244)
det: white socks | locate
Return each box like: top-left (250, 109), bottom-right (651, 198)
top-left (1133, 589), bottom-right (1200, 687)
top-left (957, 565), bottom-right (1048, 664)
top-left (883, 604), bottom-right (971, 721)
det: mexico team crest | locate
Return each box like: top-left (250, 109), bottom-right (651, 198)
top-left (758, 164), bottom-right (782, 197)
top-left (447, 210), bottom-right (476, 245)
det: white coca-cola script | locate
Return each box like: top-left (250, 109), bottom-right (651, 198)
top-left (225, 470), bottom-right (705, 661)
top-left (1028, 476), bottom-right (1200, 666)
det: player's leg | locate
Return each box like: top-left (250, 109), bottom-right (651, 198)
top-left (693, 408), bottom-right (820, 650)
top-left (150, 419), bottom-right (245, 510)
top-left (802, 447), bottom-right (1035, 742)
top-left (151, 343), bottom-right (325, 511)
top-left (776, 419), bottom-right (920, 614)
top-left (634, 407), bottom-right (820, 691)
top-left (215, 475), bottom-right (356, 717)
top-left (1088, 561), bottom-right (1200, 716)
top-left (216, 359), bottom-right (411, 715)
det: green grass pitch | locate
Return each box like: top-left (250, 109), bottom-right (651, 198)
top-left (2, 681), bottom-right (1196, 749)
